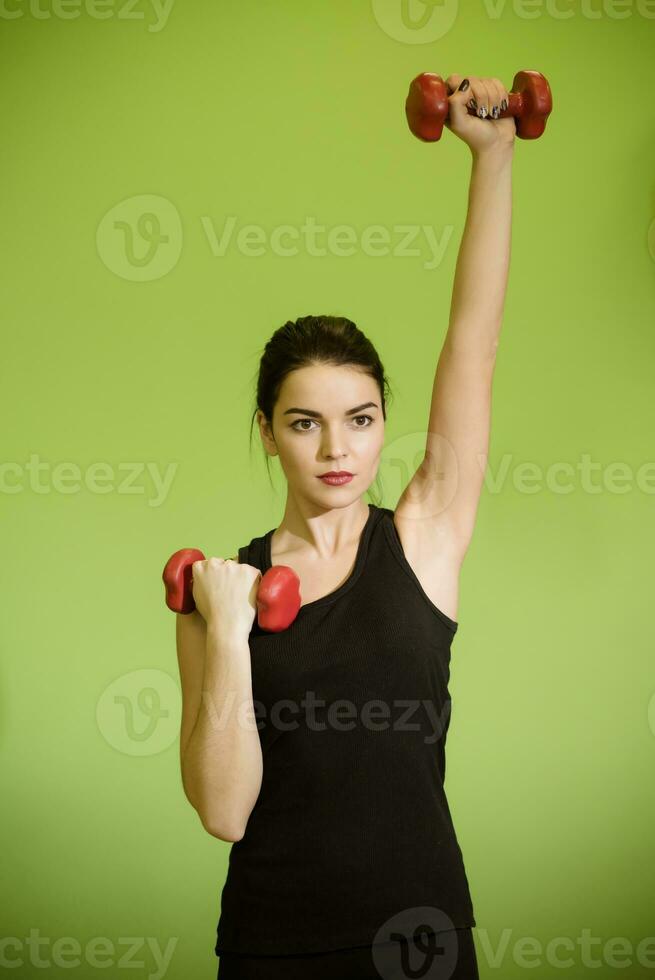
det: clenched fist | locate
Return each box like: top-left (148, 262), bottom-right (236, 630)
top-left (443, 75), bottom-right (516, 154)
top-left (191, 556), bottom-right (261, 637)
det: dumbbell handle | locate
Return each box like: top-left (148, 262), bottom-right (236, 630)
top-left (162, 548), bottom-right (301, 633)
top-left (406, 69), bottom-right (553, 142)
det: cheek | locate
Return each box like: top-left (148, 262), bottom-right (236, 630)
top-left (357, 436), bottom-right (384, 468)
top-left (280, 434), bottom-right (312, 463)
top-left (371, 430), bottom-right (386, 456)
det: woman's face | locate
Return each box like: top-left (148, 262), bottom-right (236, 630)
top-left (257, 364), bottom-right (385, 505)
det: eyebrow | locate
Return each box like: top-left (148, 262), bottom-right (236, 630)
top-left (282, 402), bottom-right (379, 418)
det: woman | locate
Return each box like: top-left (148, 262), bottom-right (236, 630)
top-left (178, 74), bottom-right (515, 979)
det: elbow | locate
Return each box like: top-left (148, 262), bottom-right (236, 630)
top-left (203, 820), bottom-right (245, 843)
top-left (183, 779), bottom-right (250, 841)
top-left (199, 810), bottom-right (246, 842)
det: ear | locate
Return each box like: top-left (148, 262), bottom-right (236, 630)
top-left (257, 409), bottom-right (278, 456)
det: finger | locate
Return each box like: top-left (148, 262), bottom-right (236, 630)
top-left (491, 77), bottom-right (510, 116)
top-left (444, 74), bottom-right (465, 95)
top-left (485, 79), bottom-right (501, 119)
top-left (463, 76), bottom-right (488, 118)
top-left (476, 78), bottom-right (495, 119)
top-left (485, 77), bottom-right (504, 119)
top-left (447, 79), bottom-right (474, 107)
top-left (445, 75), bottom-right (476, 129)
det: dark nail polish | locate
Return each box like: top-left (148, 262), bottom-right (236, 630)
top-left (478, 106), bottom-right (487, 118)
top-left (467, 97), bottom-right (477, 109)
top-left (458, 78), bottom-right (470, 92)
top-left (501, 98), bottom-right (508, 110)
top-left (491, 105), bottom-right (499, 119)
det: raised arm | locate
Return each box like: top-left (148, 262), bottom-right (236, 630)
top-left (397, 74), bottom-right (516, 557)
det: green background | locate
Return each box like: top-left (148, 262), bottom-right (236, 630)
top-left (2, 1), bottom-right (654, 977)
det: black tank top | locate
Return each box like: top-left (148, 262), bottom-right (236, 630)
top-left (214, 503), bottom-right (476, 956)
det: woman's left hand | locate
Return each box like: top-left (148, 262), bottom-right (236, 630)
top-left (443, 75), bottom-right (516, 155)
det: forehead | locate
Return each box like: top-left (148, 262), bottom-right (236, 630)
top-left (277, 364), bottom-right (377, 404)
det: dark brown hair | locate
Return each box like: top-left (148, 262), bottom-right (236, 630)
top-left (249, 315), bottom-right (392, 505)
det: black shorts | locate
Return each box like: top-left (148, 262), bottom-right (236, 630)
top-left (217, 926), bottom-right (479, 980)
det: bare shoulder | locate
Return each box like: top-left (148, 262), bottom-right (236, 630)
top-left (392, 499), bottom-right (466, 625)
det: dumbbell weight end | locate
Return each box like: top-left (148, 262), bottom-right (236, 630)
top-left (162, 548), bottom-right (206, 615)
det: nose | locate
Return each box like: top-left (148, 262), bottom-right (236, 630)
top-left (320, 425), bottom-right (349, 461)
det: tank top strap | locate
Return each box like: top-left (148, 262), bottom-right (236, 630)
top-left (237, 533), bottom-right (266, 570)
top-left (374, 504), bottom-right (458, 633)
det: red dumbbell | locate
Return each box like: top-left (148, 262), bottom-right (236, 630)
top-left (162, 549), bottom-right (301, 633)
top-left (405, 69), bottom-right (553, 143)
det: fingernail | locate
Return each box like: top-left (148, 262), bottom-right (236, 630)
top-left (491, 105), bottom-right (499, 119)
top-left (501, 98), bottom-right (508, 110)
top-left (458, 78), bottom-right (470, 92)
top-left (467, 97), bottom-right (477, 109)
top-left (478, 106), bottom-right (488, 118)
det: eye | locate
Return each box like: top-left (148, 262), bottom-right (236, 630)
top-left (290, 415), bottom-right (375, 433)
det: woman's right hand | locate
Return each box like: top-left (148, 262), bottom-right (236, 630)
top-left (190, 557), bottom-right (261, 636)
